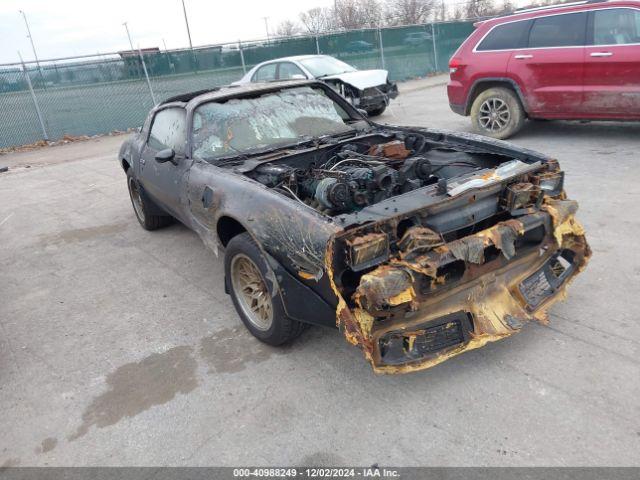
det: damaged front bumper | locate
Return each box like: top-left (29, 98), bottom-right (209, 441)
top-left (328, 197), bottom-right (590, 374)
top-left (355, 83), bottom-right (399, 110)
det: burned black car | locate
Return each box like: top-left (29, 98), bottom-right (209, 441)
top-left (119, 80), bottom-right (590, 373)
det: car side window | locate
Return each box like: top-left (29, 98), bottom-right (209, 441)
top-left (528, 12), bottom-right (587, 48)
top-left (252, 63), bottom-right (277, 82)
top-left (278, 62), bottom-right (306, 80)
top-left (592, 8), bottom-right (640, 45)
top-left (476, 20), bottom-right (531, 51)
top-left (147, 108), bottom-right (186, 154)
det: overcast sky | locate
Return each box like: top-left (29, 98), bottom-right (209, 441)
top-left (0, 0), bottom-right (336, 64)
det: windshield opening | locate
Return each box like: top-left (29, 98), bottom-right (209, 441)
top-left (298, 56), bottom-right (356, 77)
top-left (192, 86), bottom-right (355, 161)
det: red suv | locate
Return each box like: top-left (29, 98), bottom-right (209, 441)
top-left (448, 0), bottom-right (640, 138)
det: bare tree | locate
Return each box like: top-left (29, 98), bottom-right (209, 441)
top-left (299, 7), bottom-right (335, 34)
top-left (495, 0), bottom-right (516, 14)
top-left (385, 0), bottom-right (436, 26)
top-left (519, 0), bottom-right (576, 7)
top-left (464, 0), bottom-right (497, 18)
top-left (276, 19), bottom-right (301, 37)
top-left (334, 0), bottom-right (383, 29)
top-left (438, 1), bottom-right (447, 21)
top-left (358, 0), bottom-right (384, 27)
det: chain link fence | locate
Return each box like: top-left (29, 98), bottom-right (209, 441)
top-left (0, 20), bottom-right (473, 149)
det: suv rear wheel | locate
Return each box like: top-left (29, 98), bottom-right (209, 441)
top-left (470, 87), bottom-right (525, 139)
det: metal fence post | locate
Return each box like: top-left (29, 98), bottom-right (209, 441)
top-left (18, 51), bottom-right (48, 141)
top-left (378, 27), bottom-right (386, 70)
top-left (238, 40), bottom-right (246, 74)
top-left (138, 47), bottom-right (157, 105)
top-left (315, 35), bottom-right (320, 54)
top-left (431, 23), bottom-right (439, 72)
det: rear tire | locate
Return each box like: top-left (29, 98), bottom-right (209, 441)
top-left (126, 170), bottom-right (172, 231)
top-left (225, 232), bottom-right (306, 346)
top-left (470, 87), bottom-right (525, 139)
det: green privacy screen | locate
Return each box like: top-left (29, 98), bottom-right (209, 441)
top-left (0, 21), bottom-right (474, 149)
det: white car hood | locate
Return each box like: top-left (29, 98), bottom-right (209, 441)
top-left (321, 69), bottom-right (389, 91)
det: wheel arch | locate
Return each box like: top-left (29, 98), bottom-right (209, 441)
top-left (216, 215), bottom-right (248, 247)
top-left (465, 78), bottom-right (528, 116)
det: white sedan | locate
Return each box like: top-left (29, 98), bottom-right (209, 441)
top-left (233, 55), bottom-right (398, 116)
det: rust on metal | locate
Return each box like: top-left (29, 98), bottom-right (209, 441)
top-left (368, 140), bottom-right (411, 159)
top-left (326, 195), bottom-right (591, 374)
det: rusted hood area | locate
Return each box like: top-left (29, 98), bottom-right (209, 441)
top-left (326, 196), bottom-right (590, 374)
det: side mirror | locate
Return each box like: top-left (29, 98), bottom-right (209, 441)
top-left (291, 74), bottom-right (306, 80)
top-left (155, 148), bottom-right (177, 165)
top-left (357, 108), bottom-right (368, 118)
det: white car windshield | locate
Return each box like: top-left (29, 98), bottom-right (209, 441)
top-left (299, 56), bottom-right (356, 78)
top-left (192, 86), bottom-right (354, 161)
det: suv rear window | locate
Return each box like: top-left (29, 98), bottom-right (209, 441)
top-left (592, 8), bottom-right (640, 45)
top-left (528, 12), bottom-right (587, 48)
top-left (476, 20), bottom-right (531, 51)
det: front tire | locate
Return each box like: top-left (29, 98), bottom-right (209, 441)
top-left (470, 87), bottom-right (525, 139)
top-left (126, 170), bottom-right (172, 231)
top-left (225, 233), bottom-right (306, 346)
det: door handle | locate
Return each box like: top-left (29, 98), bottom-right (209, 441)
top-left (590, 52), bottom-right (613, 57)
top-left (514, 54), bottom-right (533, 59)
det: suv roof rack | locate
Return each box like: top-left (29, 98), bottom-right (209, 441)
top-left (161, 87), bottom-right (220, 105)
top-left (513, 0), bottom-right (607, 14)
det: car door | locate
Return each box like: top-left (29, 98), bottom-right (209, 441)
top-left (583, 7), bottom-right (640, 116)
top-left (507, 11), bottom-right (588, 116)
top-left (138, 107), bottom-right (190, 219)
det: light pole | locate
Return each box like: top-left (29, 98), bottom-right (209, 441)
top-left (122, 22), bottom-right (141, 78)
top-left (262, 16), bottom-right (270, 41)
top-left (122, 22), bottom-right (135, 52)
top-left (19, 10), bottom-right (44, 86)
top-left (181, 0), bottom-right (193, 50)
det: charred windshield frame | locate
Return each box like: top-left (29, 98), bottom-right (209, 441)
top-left (188, 84), bottom-right (368, 162)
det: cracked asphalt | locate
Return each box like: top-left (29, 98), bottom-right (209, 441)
top-left (1, 77), bottom-right (639, 466)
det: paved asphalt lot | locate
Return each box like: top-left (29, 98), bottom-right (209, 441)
top-left (1, 77), bottom-right (639, 467)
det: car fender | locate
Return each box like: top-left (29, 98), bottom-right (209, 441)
top-left (185, 160), bottom-right (340, 325)
top-left (186, 159), bottom-right (340, 275)
top-left (465, 77), bottom-right (530, 115)
top-left (118, 138), bottom-right (133, 172)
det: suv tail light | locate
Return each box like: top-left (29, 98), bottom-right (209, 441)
top-left (449, 57), bottom-right (462, 74)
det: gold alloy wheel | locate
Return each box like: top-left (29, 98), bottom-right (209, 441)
top-left (230, 253), bottom-right (274, 331)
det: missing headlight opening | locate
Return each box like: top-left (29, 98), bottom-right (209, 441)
top-left (321, 151), bottom-right (590, 374)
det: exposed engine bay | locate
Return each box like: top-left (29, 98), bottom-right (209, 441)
top-left (248, 132), bottom-right (500, 216)
top-left (242, 129), bottom-right (588, 373)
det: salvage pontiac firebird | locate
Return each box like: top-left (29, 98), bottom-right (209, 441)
top-left (119, 80), bottom-right (590, 373)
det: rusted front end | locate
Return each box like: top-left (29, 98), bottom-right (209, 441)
top-left (327, 163), bottom-right (590, 374)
